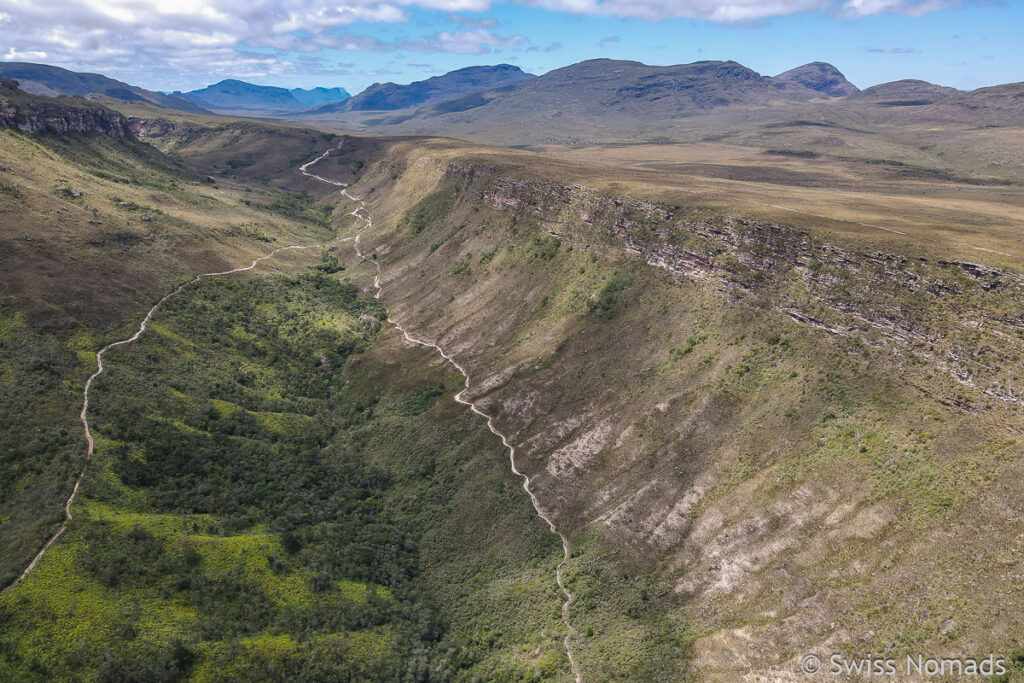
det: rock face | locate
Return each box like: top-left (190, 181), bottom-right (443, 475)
top-left (0, 79), bottom-right (132, 137)
top-left (127, 116), bottom-right (204, 140)
top-left (774, 62), bottom-right (860, 97)
top-left (468, 163), bottom-right (1024, 409)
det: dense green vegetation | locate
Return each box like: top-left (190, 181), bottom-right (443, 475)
top-left (0, 310), bottom-right (84, 589)
top-left (0, 272), bottom-right (569, 680)
top-left (587, 271), bottom-right (634, 319)
top-left (0, 126), bottom-right (338, 591)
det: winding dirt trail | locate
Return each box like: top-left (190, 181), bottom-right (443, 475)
top-left (301, 146), bottom-right (583, 682)
top-left (0, 243), bottom-right (321, 597)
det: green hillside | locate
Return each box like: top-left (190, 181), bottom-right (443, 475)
top-left (0, 272), bottom-right (570, 680)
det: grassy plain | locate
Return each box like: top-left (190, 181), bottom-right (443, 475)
top-left (541, 139), bottom-right (1024, 266)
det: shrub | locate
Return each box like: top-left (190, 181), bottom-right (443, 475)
top-left (588, 272), bottom-right (633, 319)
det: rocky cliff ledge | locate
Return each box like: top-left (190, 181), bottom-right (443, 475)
top-left (0, 78), bottom-right (133, 137)
top-left (460, 163), bottom-right (1024, 412)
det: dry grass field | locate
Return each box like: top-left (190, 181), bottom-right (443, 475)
top-left (544, 139), bottom-right (1024, 265)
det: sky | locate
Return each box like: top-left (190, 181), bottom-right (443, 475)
top-left (0, 0), bottom-right (1020, 94)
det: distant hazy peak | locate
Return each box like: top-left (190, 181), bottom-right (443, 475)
top-left (179, 79), bottom-right (349, 112)
top-left (775, 62), bottom-right (859, 97)
top-left (291, 86), bottom-right (351, 108)
top-left (318, 64), bottom-right (534, 114)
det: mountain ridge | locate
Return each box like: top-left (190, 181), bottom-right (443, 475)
top-left (314, 64), bottom-right (534, 114)
top-left (178, 79), bottom-right (350, 113)
top-left (852, 78), bottom-right (961, 104)
top-left (0, 62), bottom-right (209, 114)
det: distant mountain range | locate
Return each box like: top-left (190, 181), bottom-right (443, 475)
top-left (175, 80), bottom-right (350, 113)
top-left (0, 63), bottom-right (350, 116)
top-left (6, 58), bottom-right (1024, 149)
top-left (312, 64), bottom-right (534, 114)
top-left (410, 59), bottom-right (822, 120)
top-left (293, 58), bottom-right (866, 140)
top-left (289, 58), bottom-right (1024, 147)
top-left (0, 62), bottom-right (209, 114)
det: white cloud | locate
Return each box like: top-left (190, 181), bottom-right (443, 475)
top-left (523, 0), bottom-right (831, 22)
top-left (4, 47), bottom-right (48, 61)
top-left (0, 0), bottom-right (534, 87)
top-left (404, 28), bottom-right (526, 54)
top-left (0, 0), bottom-right (960, 88)
top-left (840, 0), bottom-right (953, 17)
top-left (524, 0), bottom-right (956, 21)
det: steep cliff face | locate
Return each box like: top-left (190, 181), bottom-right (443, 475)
top-left (0, 78), bottom-right (133, 137)
top-left (316, 140), bottom-right (1024, 679)
top-left (474, 169), bottom-right (1024, 409)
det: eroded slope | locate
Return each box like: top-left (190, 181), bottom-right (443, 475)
top-left (320, 136), bottom-right (1024, 680)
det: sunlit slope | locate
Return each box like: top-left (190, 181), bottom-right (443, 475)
top-left (315, 135), bottom-right (1024, 679)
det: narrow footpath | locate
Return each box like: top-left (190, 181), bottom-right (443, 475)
top-left (0, 243), bottom-right (321, 596)
top-left (301, 145), bottom-right (583, 682)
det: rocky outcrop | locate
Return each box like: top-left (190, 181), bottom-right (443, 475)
top-left (470, 165), bottom-right (1024, 411)
top-left (128, 117), bottom-right (177, 138)
top-left (0, 79), bottom-right (133, 137)
top-left (126, 117), bottom-right (208, 140)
